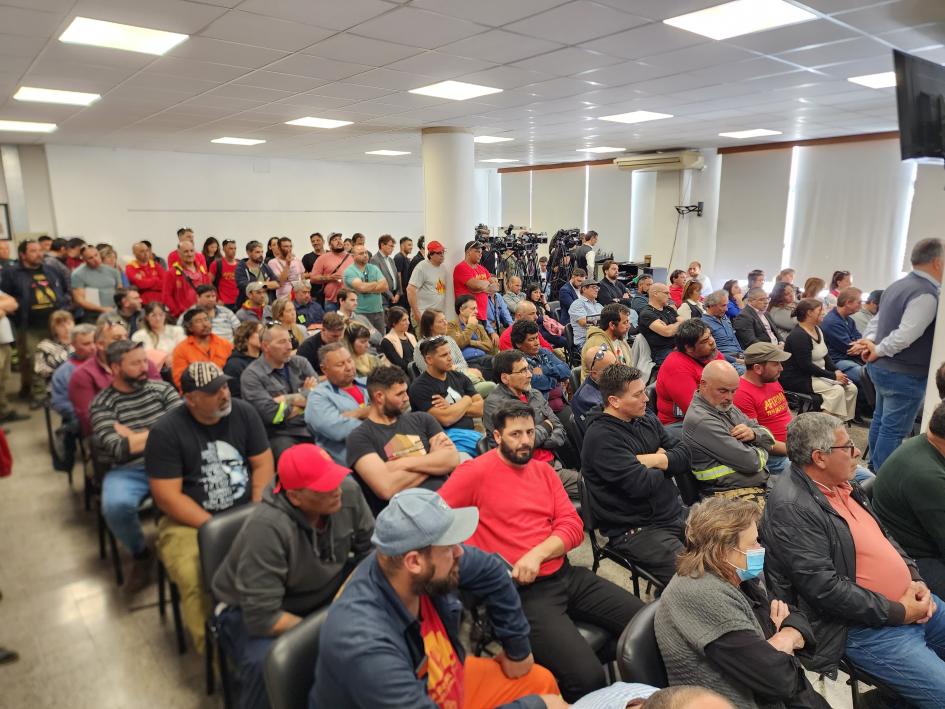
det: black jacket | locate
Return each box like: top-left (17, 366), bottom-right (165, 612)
top-left (0, 261), bottom-right (70, 329)
top-left (598, 277), bottom-right (631, 306)
top-left (734, 307), bottom-right (782, 350)
top-left (779, 326), bottom-right (837, 397)
top-left (222, 350), bottom-right (257, 398)
top-left (581, 410), bottom-right (689, 535)
top-left (760, 464), bottom-right (922, 675)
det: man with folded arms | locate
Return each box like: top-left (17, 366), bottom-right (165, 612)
top-left (440, 401), bottom-right (642, 702)
top-left (146, 361), bottom-right (273, 654)
top-left (312, 487), bottom-right (565, 708)
top-left (213, 443), bottom-right (373, 709)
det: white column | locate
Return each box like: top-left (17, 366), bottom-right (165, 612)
top-left (422, 127), bottom-right (475, 317)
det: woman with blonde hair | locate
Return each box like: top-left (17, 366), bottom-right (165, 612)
top-left (270, 296), bottom-right (305, 351)
top-left (35, 309), bottom-right (74, 385)
top-left (656, 497), bottom-right (827, 709)
top-left (801, 277), bottom-right (825, 301)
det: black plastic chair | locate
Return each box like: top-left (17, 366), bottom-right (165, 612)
top-left (553, 405), bottom-right (581, 470)
top-left (569, 366), bottom-right (582, 396)
top-left (198, 503), bottom-right (256, 704)
top-left (577, 476), bottom-right (664, 598)
top-left (839, 656), bottom-right (905, 709)
top-left (157, 559), bottom-right (187, 655)
top-left (645, 383), bottom-right (657, 415)
top-left (559, 404), bottom-right (584, 456)
top-left (264, 608), bottom-right (329, 709)
top-left (784, 390), bottom-right (816, 413)
top-left (616, 599), bottom-right (667, 688)
top-left (476, 435), bottom-right (493, 456)
top-left (565, 324), bottom-right (578, 366)
top-left (858, 475), bottom-right (875, 500)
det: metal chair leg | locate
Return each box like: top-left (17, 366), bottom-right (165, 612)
top-left (205, 620), bottom-right (215, 695)
top-left (218, 631), bottom-right (234, 709)
top-left (108, 530), bottom-right (123, 586)
top-left (169, 581), bottom-right (187, 655)
top-left (97, 509), bottom-right (107, 560)
top-left (157, 562), bottom-right (166, 619)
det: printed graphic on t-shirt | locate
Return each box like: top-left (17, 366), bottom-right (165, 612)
top-left (436, 279), bottom-right (445, 294)
top-left (31, 273), bottom-right (56, 311)
top-left (763, 391), bottom-right (788, 418)
top-left (199, 440), bottom-right (249, 511)
top-left (444, 386), bottom-right (462, 405)
top-left (383, 433), bottom-right (426, 460)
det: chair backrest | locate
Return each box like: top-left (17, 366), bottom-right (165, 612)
top-left (197, 503), bottom-right (256, 589)
top-left (631, 334), bottom-right (654, 385)
top-left (559, 403), bottom-right (584, 456)
top-left (645, 383), bottom-right (657, 415)
top-left (264, 607), bottom-right (329, 709)
top-left (617, 599), bottom-right (668, 688)
top-left (859, 474), bottom-right (875, 500)
top-left (576, 475), bottom-right (597, 533)
top-left (569, 366), bottom-right (582, 395)
top-left (476, 434), bottom-right (493, 456)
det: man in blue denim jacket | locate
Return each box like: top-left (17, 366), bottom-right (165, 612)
top-left (311, 488), bottom-right (565, 709)
top-left (305, 343), bottom-right (369, 464)
top-left (511, 320), bottom-right (570, 400)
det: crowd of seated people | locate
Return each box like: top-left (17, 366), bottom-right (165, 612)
top-left (14, 226), bottom-right (945, 709)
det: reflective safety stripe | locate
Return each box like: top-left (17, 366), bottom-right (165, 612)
top-left (272, 401), bottom-right (287, 425)
top-left (692, 465), bottom-right (736, 481)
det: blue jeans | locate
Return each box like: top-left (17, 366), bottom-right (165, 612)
top-left (867, 364), bottom-right (926, 471)
top-left (835, 358), bottom-right (863, 385)
top-left (846, 594), bottom-right (945, 708)
top-left (217, 607), bottom-right (274, 709)
top-left (101, 462), bottom-right (150, 555)
top-left (767, 454), bottom-right (873, 483)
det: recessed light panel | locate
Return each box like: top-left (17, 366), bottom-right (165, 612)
top-left (285, 117), bottom-right (353, 129)
top-left (59, 17), bottom-right (188, 55)
top-left (365, 150), bottom-right (411, 156)
top-left (211, 137), bottom-right (266, 146)
top-left (664, 0), bottom-right (815, 40)
top-left (409, 81), bottom-right (502, 101)
top-left (480, 159), bottom-right (519, 163)
top-left (598, 111), bottom-right (673, 124)
top-left (847, 72), bottom-right (896, 89)
top-left (14, 87), bottom-right (100, 106)
top-left (474, 136), bottom-right (514, 144)
top-left (579, 147), bottom-right (626, 154)
top-left (719, 128), bottom-right (782, 139)
top-left (0, 120), bottom-right (57, 133)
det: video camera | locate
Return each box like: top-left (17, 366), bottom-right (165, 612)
top-left (476, 224), bottom-right (548, 253)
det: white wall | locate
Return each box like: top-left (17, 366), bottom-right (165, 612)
top-left (45, 145), bottom-right (424, 258)
top-left (904, 163), bottom-right (945, 271)
top-left (19, 145), bottom-right (57, 237)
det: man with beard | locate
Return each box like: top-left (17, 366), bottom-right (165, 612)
top-left (171, 308), bottom-right (233, 391)
top-left (311, 233), bottom-right (353, 311)
top-left (394, 236), bottom-right (413, 294)
top-left (580, 303), bottom-right (634, 380)
top-left (654, 319), bottom-right (724, 428)
top-left (439, 401), bottom-right (643, 702)
top-left (311, 487), bottom-right (565, 709)
top-left (347, 365), bottom-right (459, 516)
top-left (683, 360), bottom-right (774, 506)
top-left (89, 340), bottom-right (181, 591)
top-left (733, 343), bottom-right (794, 475)
top-left (268, 236), bottom-right (306, 299)
top-left (235, 240), bottom-right (279, 306)
top-left (146, 361), bottom-right (273, 653)
top-left (343, 243), bottom-right (388, 333)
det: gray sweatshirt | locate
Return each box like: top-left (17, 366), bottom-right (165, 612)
top-left (211, 477), bottom-right (374, 636)
top-left (682, 392), bottom-right (773, 495)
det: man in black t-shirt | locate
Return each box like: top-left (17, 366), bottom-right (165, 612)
top-left (298, 312), bottom-right (345, 375)
top-left (347, 366), bottom-right (459, 515)
top-left (409, 337), bottom-right (484, 432)
top-left (146, 361), bottom-right (274, 653)
top-left (638, 282), bottom-right (681, 368)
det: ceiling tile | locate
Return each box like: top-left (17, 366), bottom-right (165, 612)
top-left (409, 0), bottom-right (569, 26)
top-left (0, 5), bottom-right (65, 39)
top-left (0, 32), bottom-right (49, 58)
top-left (457, 65), bottom-right (554, 90)
top-left (521, 76), bottom-right (598, 99)
top-left (72, 0), bottom-right (228, 34)
top-left (200, 10), bottom-right (334, 51)
top-left (306, 82), bottom-right (395, 100)
top-left (835, 0), bottom-right (945, 34)
top-left (575, 60), bottom-right (677, 87)
top-left (146, 56), bottom-right (250, 82)
top-left (272, 94), bottom-right (363, 110)
top-left (723, 19), bottom-right (859, 54)
top-left (384, 52), bottom-right (495, 79)
top-left (437, 30), bottom-right (563, 64)
top-left (349, 7), bottom-right (487, 50)
top-left (348, 68), bottom-right (437, 90)
top-left (236, 0), bottom-right (393, 31)
top-left (302, 33), bottom-right (423, 66)
top-left (581, 22), bottom-right (707, 60)
top-left (512, 47), bottom-right (622, 76)
top-left (167, 36), bottom-right (289, 68)
top-left (504, 1), bottom-right (649, 44)
top-left (266, 54), bottom-right (373, 81)
top-left (640, 42), bottom-right (756, 73)
top-left (777, 37), bottom-right (891, 68)
top-left (234, 71), bottom-right (330, 92)
top-left (591, 0), bottom-right (719, 22)
top-left (881, 23), bottom-right (945, 51)
top-left (202, 83), bottom-right (293, 101)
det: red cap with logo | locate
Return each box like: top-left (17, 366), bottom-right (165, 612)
top-left (427, 240), bottom-right (445, 254)
top-left (273, 444), bottom-right (350, 493)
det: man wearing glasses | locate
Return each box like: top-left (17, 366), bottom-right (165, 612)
top-left (733, 287), bottom-right (782, 350)
top-left (763, 412), bottom-right (945, 705)
top-left (483, 350), bottom-right (578, 499)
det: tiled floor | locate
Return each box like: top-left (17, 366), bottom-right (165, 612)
top-left (0, 399), bottom-right (862, 708)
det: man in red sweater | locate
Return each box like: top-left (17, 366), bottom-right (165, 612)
top-left (655, 318), bottom-right (723, 428)
top-left (163, 241), bottom-right (211, 318)
top-left (733, 342), bottom-right (793, 474)
top-left (125, 241), bottom-right (166, 304)
top-left (438, 400), bottom-right (643, 702)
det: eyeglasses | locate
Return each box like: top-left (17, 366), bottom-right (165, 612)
top-left (593, 343), bottom-right (608, 363)
top-left (511, 365), bottom-right (532, 375)
top-left (823, 443), bottom-right (857, 456)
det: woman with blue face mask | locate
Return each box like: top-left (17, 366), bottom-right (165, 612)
top-left (655, 498), bottom-right (830, 709)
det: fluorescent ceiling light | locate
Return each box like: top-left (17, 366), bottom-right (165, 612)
top-left (211, 137), bottom-right (266, 146)
top-left (14, 86), bottom-right (100, 106)
top-left (365, 150), bottom-right (411, 156)
top-left (480, 158), bottom-right (519, 163)
top-left (598, 111), bottom-right (673, 124)
top-left (847, 71), bottom-right (896, 89)
top-left (579, 146), bottom-right (626, 153)
top-left (0, 120), bottom-right (57, 133)
top-left (59, 16), bottom-right (188, 55)
top-left (664, 0), bottom-right (815, 40)
top-left (409, 80), bottom-right (502, 101)
top-left (474, 135), bottom-right (514, 144)
top-left (285, 116), bottom-right (353, 129)
top-left (719, 128), bottom-right (782, 139)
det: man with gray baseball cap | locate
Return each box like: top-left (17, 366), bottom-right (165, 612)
top-left (311, 488), bottom-right (567, 709)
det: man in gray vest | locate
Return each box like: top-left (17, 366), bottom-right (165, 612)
top-left (571, 231), bottom-right (598, 277)
top-left (852, 238), bottom-right (944, 471)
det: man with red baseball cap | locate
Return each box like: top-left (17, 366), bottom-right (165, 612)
top-left (212, 443), bottom-right (374, 709)
top-left (407, 239), bottom-right (447, 326)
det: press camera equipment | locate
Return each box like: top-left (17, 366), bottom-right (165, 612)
top-left (478, 225), bottom-right (548, 284)
top-left (547, 228), bottom-right (582, 298)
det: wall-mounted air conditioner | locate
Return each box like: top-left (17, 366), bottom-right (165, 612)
top-left (613, 150), bottom-right (704, 172)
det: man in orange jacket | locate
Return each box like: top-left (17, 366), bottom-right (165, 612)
top-left (171, 309), bottom-right (233, 390)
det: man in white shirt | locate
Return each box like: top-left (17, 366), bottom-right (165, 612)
top-left (688, 261), bottom-right (713, 292)
top-left (406, 240), bottom-right (447, 325)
